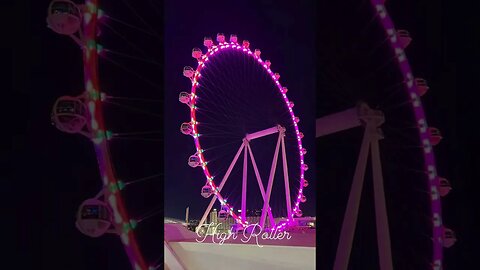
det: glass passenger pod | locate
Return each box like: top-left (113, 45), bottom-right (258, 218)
top-left (229, 34), bottom-right (238, 43)
top-left (47, 0), bottom-right (82, 35)
top-left (203, 37), bottom-right (214, 48)
top-left (216, 33), bottom-right (226, 43)
top-left (188, 154), bottom-right (201, 167)
top-left (397, 29), bottom-right (412, 48)
top-left (191, 48), bottom-right (203, 59)
top-left (442, 227), bottom-right (457, 248)
top-left (51, 96), bottom-right (88, 134)
top-left (183, 66), bottom-right (195, 79)
top-left (415, 78), bottom-right (429, 96)
top-left (301, 164), bottom-right (309, 171)
top-left (428, 127), bottom-right (443, 146)
top-left (439, 177), bottom-right (452, 196)
top-left (218, 208), bottom-right (229, 222)
top-left (201, 184), bottom-right (213, 198)
top-left (178, 92), bottom-right (191, 104)
top-left (75, 198), bottom-right (113, 237)
top-left (303, 179), bottom-right (309, 187)
top-left (180, 122), bottom-right (193, 135)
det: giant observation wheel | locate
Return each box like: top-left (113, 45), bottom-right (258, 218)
top-left (179, 33), bottom-right (311, 234)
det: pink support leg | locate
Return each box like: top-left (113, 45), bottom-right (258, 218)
top-left (333, 127), bottom-right (371, 270)
top-left (196, 142), bottom-right (245, 232)
top-left (241, 139), bottom-right (248, 221)
top-left (371, 136), bottom-right (394, 270)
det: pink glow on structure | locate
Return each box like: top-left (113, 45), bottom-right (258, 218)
top-left (371, 0), bottom-right (443, 267)
top-left (81, 1), bottom-right (147, 269)
top-left (188, 38), bottom-right (307, 231)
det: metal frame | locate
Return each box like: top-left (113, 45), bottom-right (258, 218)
top-left (317, 103), bottom-right (393, 270)
top-left (196, 125), bottom-right (291, 232)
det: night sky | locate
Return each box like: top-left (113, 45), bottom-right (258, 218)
top-left (10, 0), bottom-right (479, 269)
top-left (316, 1), bottom-right (460, 269)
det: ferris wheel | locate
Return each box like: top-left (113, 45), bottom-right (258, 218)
top-left (316, 0), bottom-right (455, 269)
top-left (47, 0), bottom-right (165, 269)
top-left (179, 33), bottom-right (310, 233)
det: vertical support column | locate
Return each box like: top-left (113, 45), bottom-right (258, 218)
top-left (371, 136), bottom-right (394, 270)
top-left (196, 142), bottom-right (245, 232)
top-left (241, 139), bottom-right (248, 221)
top-left (333, 127), bottom-right (372, 270)
top-left (281, 134), bottom-right (292, 219)
top-left (247, 143), bottom-right (275, 227)
top-left (259, 131), bottom-right (283, 229)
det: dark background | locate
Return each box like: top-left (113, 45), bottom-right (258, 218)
top-left (8, 0), bottom-right (479, 269)
top-left (11, 0), bottom-right (163, 269)
top-left (316, 0), bottom-right (478, 269)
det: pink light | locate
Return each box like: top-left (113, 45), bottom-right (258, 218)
top-left (188, 36), bottom-right (306, 230)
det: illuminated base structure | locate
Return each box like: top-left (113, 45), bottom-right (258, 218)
top-left (164, 218), bottom-right (316, 270)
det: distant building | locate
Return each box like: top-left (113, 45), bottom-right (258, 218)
top-left (209, 209), bottom-right (218, 224)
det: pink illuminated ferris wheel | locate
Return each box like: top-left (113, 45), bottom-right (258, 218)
top-left (178, 34), bottom-right (310, 233)
top-left (47, 0), bottom-right (165, 269)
